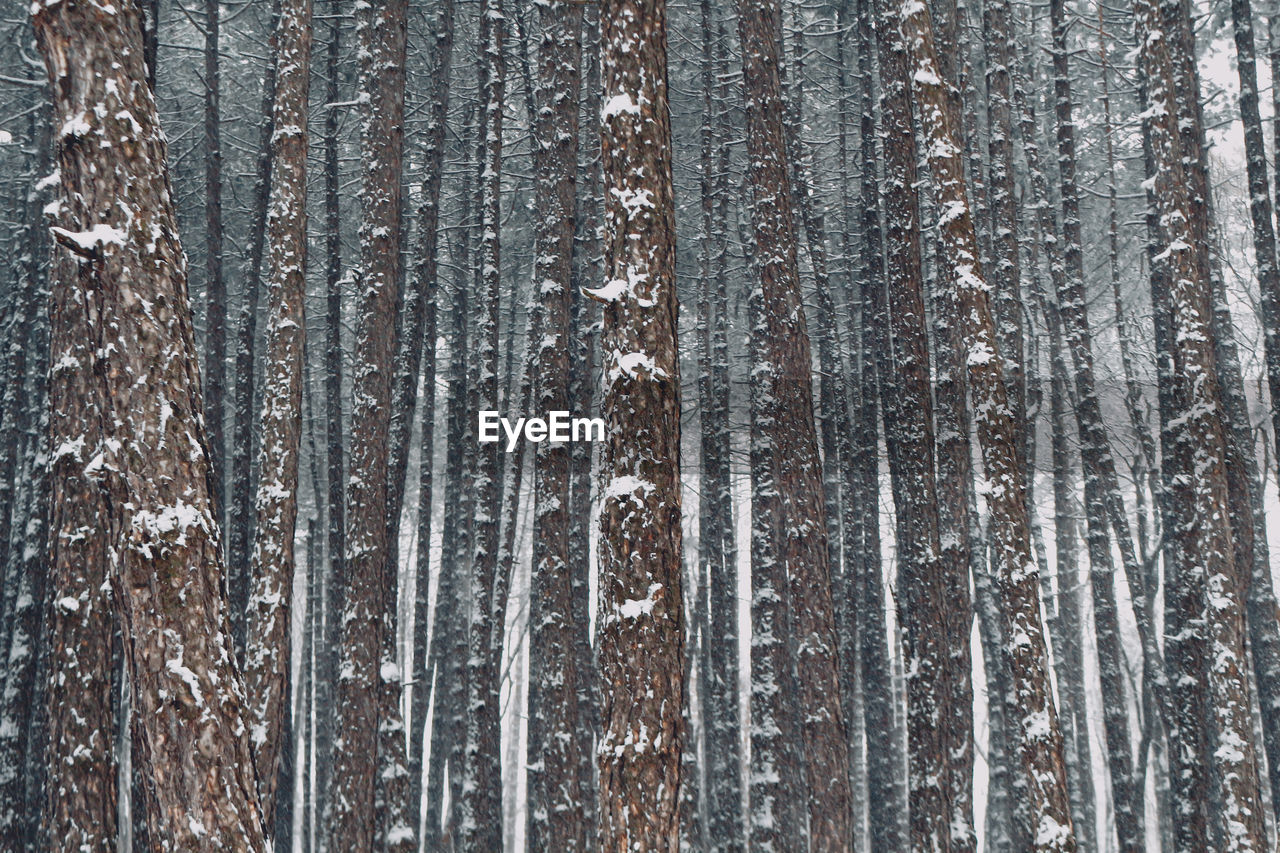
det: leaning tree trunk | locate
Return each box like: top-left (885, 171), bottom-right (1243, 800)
top-left (737, 0), bottom-right (853, 848)
top-left (1135, 0), bottom-right (1268, 847)
top-left (31, 0), bottom-right (269, 846)
top-left (868, 2), bottom-right (953, 845)
top-left (243, 0), bottom-right (312, 826)
top-left (326, 0), bottom-right (409, 847)
top-left (896, 0), bottom-right (1077, 847)
top-left (591, 0), bottom-right (686, 848)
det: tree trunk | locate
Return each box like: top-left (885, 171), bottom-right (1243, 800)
top-left (458, 2), bottom-right (506, 848)
top-left (406, 0), bottom-right (454, 827)
top-left (32, 0), bottom-right (269, 844)
top-left (898, 0), bottom-right (1077, 846)
top-left (527, 0), bottom-right (586, 850)
top-left (737, 1), bottom-right (852, 847)
top-left (326, 0), bottom-right (408, 846)
top-left (869, 3), bottom-right (953, 845)
top-left (1135, 0), bottom-right (1268, 845)
top-left (243, 0), bottom-right (312, 825)
top-left (204, 0), bottom-right (226, 516)
top-left (592, 0), bottom-right (686, 847)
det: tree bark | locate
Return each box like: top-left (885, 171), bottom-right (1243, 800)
top-left (326, 0), bottom-right (408, 847)
top-left (527, 0), bottom-right (586, 850)
top-left (737, 1), bottom-right (852, 848)
top-left (32, 0), bottom-right (269, 844)
top-left (592, 0), bottom-right (686, 847)
top-left (243, 0), bottom-right (312, 825)
top-left (897, 0), bottom-right (1077, 846)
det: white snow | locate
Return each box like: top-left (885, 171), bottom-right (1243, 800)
top-left (601, 93), bottom-right (641, 121)
top-left (50, 223), bottom-right (127, 252)
top-left (617, 583), bottom-right (663, 620)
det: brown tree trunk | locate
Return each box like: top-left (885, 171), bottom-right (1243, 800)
top-left (869, 2), bottom-right (952, 844)
top-left (326, 0), bottom-right (408, 847)
top-left (897, 1), bottom-right (1077, 847)
top-left (32, 0), bottom-right (268, 845)
top-left (243, 0), bottom-right (312, 826)
top-left (737, 0), bottom-right (852, 848)
top-left (592, 0), bottom-right (686, 847)
top-left (527, 0), bottom-right (587, 850)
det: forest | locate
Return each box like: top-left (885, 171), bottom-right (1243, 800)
top-left (1, 0), bottom-right (1279, 848)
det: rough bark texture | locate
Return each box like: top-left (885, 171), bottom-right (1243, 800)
top-left (406, 0), bottom-right (453, 825)
top-left (1225, 0), bottom-right (1280, 821)
top-left (1136, 0), bottom-right (1268, 846)
top-left (45, 241), bottom-right (118, 853)
top-left (897, 0), bottom-right (1077, 847)
top-left (326, 0), bottom-right (408, 847)
top-left (203, 0), bottom-right (226, 516)
top-left (458, 1), bottom-right (505, 848)
top-left (697, 6), bottom-right (742, 851)
top-left (32, 0), bottom-right (269, 846)
top-left (869, 3), bottom-right (952, 845)
top-left (527, 1), bottom-right (586, 850)
top-left (243, 0), bottom-right (312, 825)
top-left (738, 1), bottom-right (853, 848)
top-left (592, 0), bottom-right (686, 848)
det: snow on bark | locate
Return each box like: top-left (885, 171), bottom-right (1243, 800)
top-left (593, 0), bottom-right (686, 849)
top-left (325, 0), bottom-right (410, 848)
top-left (1134, 0), bottom-right (1268, 846)
top-left (895, 0), bottom-right (1076, 847)
top-left (406, 0), bottom-right (453, 826)
top-left (31, 0), bottom-right (269, 846)
top-left (738, 0), bottom-right (853, 848)
top-left (868, 1), bottom-right (954, 845)
top-left (458, 2), bottom-right (506, 849)
top-left (527, 1), bottom-right (588, 850)
top-left (243, 0), bottom-right (311, 827)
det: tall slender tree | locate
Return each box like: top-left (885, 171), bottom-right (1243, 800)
top-left (326, 0), bottom-right (409, 846)
top-left (243, 0), bottom-right (312, 825)
top-left (527, 0), bottom-right (587, 849)
top-left (738, 0), bottom-right (852, 848)
top-left (898, 0), bottom-right (1077, 846)
top-left (591, 0), bottom-right (686, 847)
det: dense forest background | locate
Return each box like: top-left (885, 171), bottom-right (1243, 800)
top-left (3, 0), bottom-right (1280, 849)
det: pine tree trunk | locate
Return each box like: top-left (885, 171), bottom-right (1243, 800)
top-left (869, 3), bottom-right (953, 844)
top-left (853, 0), bottom-right (907, 844)
top-left (1135, 0), bottom-right (1268, 845)
top-left (458, 2), bottom-right (506, 848)
top-left (405, 0), bottom-right (453, 827)
top-left (527, 0), bottom-right (586, 849)
top-left (697, 5), bottom-right (742, 850)
top-left (326, 0), bottom-right (408, 846)
top-left (203, 0), bottom-right (226, 515)
top-left (1225, 0), bottom-right (1280, 819)
top-left (32, 0), bottom-right (269, 844)
top-left (592, 0), bottom-right (686, 847)
top-left (45, 238), bottom-right (118, 852)
top-left (229, 0), bottom-right (282, 662)
top-left (897, 0), bottom-right (1077, 846)
top-left (243, 0), bottom-right (312, 825)
top-left (737, 1), bottom-right (853, 847)
top-left (313, 4), bottom-right (344, 844)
